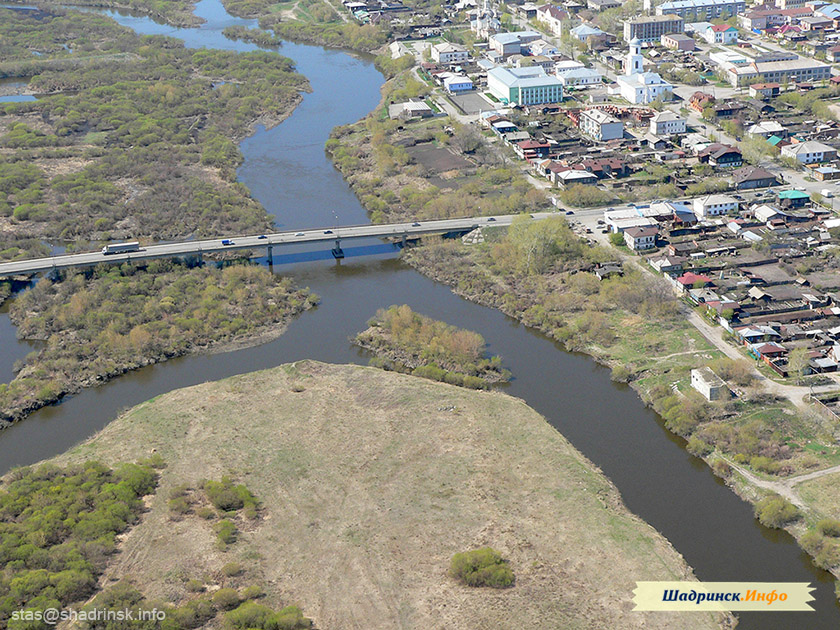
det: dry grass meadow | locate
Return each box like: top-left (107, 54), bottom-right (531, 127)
top-left (40, 361), bottom-right (729, 629)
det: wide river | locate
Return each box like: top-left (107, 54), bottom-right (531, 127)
top-left (0, 1), bottom-right (838, 626)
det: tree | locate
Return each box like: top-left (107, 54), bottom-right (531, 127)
top-left (450, 124), bottom-right (482, 155)
top-left (787, 347), bottom-right (810, 384)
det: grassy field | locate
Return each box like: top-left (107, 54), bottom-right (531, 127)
top-left (35, 362), bottom-right (728, 629)
top-left (798, 473), bottom-right (840, 521)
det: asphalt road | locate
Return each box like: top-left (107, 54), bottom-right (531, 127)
top-left (0, 213), bottom-right (556, 278)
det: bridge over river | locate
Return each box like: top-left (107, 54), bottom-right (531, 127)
top-left (0, 213), bottom-right (555, 279)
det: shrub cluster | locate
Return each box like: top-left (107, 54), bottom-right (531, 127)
top-left (754, 495), bottom-right (801, 529)
top-left (449, 548), bottom-right (515, 589)
top-left (0, 461), bottom-right (159, 626)
top-left (203, 476), bottom-right (260, 515)
top-left (85, 580), bottom-right (308, 630)
top-left (2, 260), bottom-right (317, 425)
top-left (356, 304), bottom-right (509, 388)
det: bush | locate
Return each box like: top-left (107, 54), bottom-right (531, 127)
top-left (196, 507), bottom-right (215, 520)
top-left (222, 562), bottom-right (243, 577)
top-left (241, 585), bottom-right (265, 600)
top-left (214, 519), bottom-right (238, 546)
top-left (212, 587), bottom-right (241, 610)
top-left (168, 496), bottom-right (191, 517)
top-left (818, 519), bottom-right (840, 537)
top-left (449, 548), bottom-right (515, 588)
top-left (686, 436), bottom-right (713, 457)
top-left (225, 601), bottom-right (312, 630)
top-left (754, 495), bottom-right (800, 529)
top-left (186, 579), bottom-right (205, 593)
top-left (711, 460), bottom-right (731, 478)
top-left (750, 455), bottom-right (782, 475)
top-left (203, 477), bottom-right (259, 513)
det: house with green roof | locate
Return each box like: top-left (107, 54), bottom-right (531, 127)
top-left (777, 189), bottom-right (810, 209)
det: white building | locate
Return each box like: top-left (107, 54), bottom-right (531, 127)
top-left (431, 42), bottom-right (469, 64)
top-left (580, 109), bottom-right (624, 141)
top-left (781, 141), bottom-right (838, 164)
top-left (554, 59), bottom-right (585, 75)
top-left (703, 24), bottom-right (738, 45)
top-left (616, 39), bottom-right (673, 105)
top-left (558, 67), bottom-right (603, 87)
top-left (443, 75), bottom-right (474, 93)
top-left (489, 31), bottom-right (542, 57)
top-left (486, 66), bottom-right (564, 106)
top-left (753, 204), bottom-right (781, 223)
top-left (747, 121), bottom-right (786, 139)
top-left (650, 111), bottom-right (686, 135)
top-left (657, 0), bottom-right (745, 19)
top-left (624, 226), bottom-right (658, 251)
top-left (693, 194), bottom-right (738, 218)
top-left (690, 367), bottom-right (730, 401)
top-left (536, 5), bottom-right (568, 36)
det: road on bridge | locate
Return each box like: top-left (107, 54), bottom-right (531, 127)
top-left (0, 213), bottom-right (556, 278)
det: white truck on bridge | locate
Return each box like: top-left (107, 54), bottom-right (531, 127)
top-left (101, 241), bottom-right (141, 255)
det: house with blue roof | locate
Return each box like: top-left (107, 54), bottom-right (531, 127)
top-left (570, 23), bottom-right (605, 41)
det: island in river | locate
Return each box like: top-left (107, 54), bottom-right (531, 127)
top-left (29, 361), bottom-right (731, 629)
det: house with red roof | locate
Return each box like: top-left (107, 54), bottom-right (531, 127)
top-left (704, 24), bottom-right (738, 45)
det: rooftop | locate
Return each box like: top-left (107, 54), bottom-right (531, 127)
top-left (660, 0), bottom-right (741, 7)
top-left (625, 14), bottom-right (684, 23)
top-left (582, 109), bottom-right (621, 124)
top-left (692, 366), bottom-right (726, 388)
top-left (487, 66), bottom-right (564, 88)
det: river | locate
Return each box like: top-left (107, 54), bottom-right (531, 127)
top-left (0, 2), bottom-right (838, 627)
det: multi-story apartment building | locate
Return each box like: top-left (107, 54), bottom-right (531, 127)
top-left (623, 15), bottom-right (685, 42)
top-left (656, 0), bottom-right (746, 19)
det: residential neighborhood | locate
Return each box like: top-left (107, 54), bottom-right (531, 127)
top-left (375, 0), bottom-right (840, 396)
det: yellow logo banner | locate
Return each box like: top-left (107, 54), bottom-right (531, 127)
top-left (633, 581), bottom-right (815, 612)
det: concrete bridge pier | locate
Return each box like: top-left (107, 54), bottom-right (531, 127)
top-left (401, 233), bottom-right (407, 248)
top-left (331, 238), bottom-right (344, 259)
top-left (267, 245), bottom-right (273, 266)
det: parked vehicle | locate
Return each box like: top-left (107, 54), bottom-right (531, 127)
top-left (101, 241), bottom-right (140, 255)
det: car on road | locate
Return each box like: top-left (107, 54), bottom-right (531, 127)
top-left (257, 234), bottom-right (267, 239)
top-left (324, 230), bottom-right (333, 234)
top-left (487, 217), bottom-right (496, 222)
top-left (566, 210), bottom-right (574, 215)
top-left (412, 222), bottom-right (421, 226)
top-left (221, 239), bottom-right (234, 246)
top-left (295, 232), bottom-right (305, 237)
